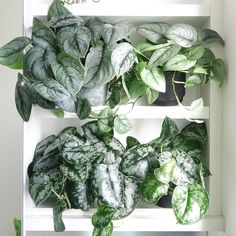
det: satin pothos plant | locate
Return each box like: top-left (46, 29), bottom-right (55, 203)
top-left (28, 117), bottom-right (209, 235)
top-left (0, 0), bottom-right (135, 123)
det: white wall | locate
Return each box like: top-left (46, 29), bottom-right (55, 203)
top-left (222, 0), bottom-right (236, 235)
top-left (0, 0), bottom-right (23, 235)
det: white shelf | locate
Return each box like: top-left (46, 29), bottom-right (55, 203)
top-left (29, 105), bottom-right (209, 120)
top-left (25, 208), bottom-right (223, 232)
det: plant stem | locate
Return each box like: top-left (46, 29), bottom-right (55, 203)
top-left (64, 192), bottom-right (71, 209)
top-left (51, 189), bottom-right (63, 200)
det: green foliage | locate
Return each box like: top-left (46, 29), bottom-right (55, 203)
top-left (13, 218), bottom-right (21, 236)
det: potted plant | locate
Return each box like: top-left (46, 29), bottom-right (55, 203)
top-left (0, 0), bottom-right (134, 121)
top-left (27, 117), bottom-right (209, 235)
top-left (107, 22), bottom-right (225, 116)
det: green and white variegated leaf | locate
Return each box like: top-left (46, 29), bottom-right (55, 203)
top-left (57, 26), bottom-right (91, 58)
top-left (29, 172), bottom-right (52, 206)
top-left (111, 42), bottom-right (136, 78)
top-left (60, 164), bottom-right (88, 182)
top-left (137, 23), bottom-right (170, 44)
top-left (102, 20), bottom-right (133, 45)
top-left (193, 66), bottom-right (208, 75)
top-left (98, 107), bottom-right (114, 133)
top-left (200, 28), bottom-right (225, 45)
top-left (93, 222), bottom-right (113, 236)
top-left (106, 138), bottom-right (125, 157)
top-left (164, 54), bottom-right (196, 72)
top-left (148, 44), bottom-right (181, 68)
top-left (211, 58), bottom-right (225, 87)
top-left (48, 14), bottom-right (84, 28)
top-left (32, 17), bottom-right (56, 50)
top-left (48, 169), bottom-right (64, 194)
top-left (113, 177), bottom-right (141, 219)
top-left (30, 80), bottom-right (72, 102)
top-left (25, 47), bottom-right (56, 81)
top-left (48, 0), bottom-right (71, 21)
top-left (165, 24), bottom-right (198, 48)
top-left (158, 151), bottom-right (172, 166)
top-left (34, 135), bottom-right (56, 158)
top-left (85, 17), bottom-right (104, 47)
top-left (141, 175), bottom-right (169, 204)
top-left (154, 158), bottom-right (176, 184)
top-left (172, 184), bottom-right (209, 224)
top-left (139, 63), bottom-right (166, 92)
top-left (197, 48), bottom-right (215, 66)
top-left (185, 75), bottom-right (202, 88)
top-left (84, 44), bottom-right (115, 88)
top-left (0, 37), bottom-right (31, 69)
top-left (92, 205), bottom-right (116, 228)
top-left (51, 56), bottom-right (84, 96)
top-left (146, 87), bottom-right (159, 104)
top-left (61, 138), bottom-right (106, 165)
top-left (181, 122), bottom-right (207, 144)
top-left (120, 144), bottom-right (154, 181)
top-left (76, 97), bottom-right (91, 120)
top-left (15, 73), bottom-right (32, 121)
top-left (185, 45), bottom-right (205, 60)
top-left (126, 136), bottom-right (140, 150)
top-left (53, 200), bottom-right (67, 232)
top-left (30, 90), bottom-right (55, 110)
top-left (55, 97), bottom-right (76, 112)
top-left (171, 150), bottom-right (197, 186)
top-left (114, 114), bottom-right (133, 134)
top-left (92, 163), bottom-right (123, 208)
top-left (70, 181), bottom-right (94, 211)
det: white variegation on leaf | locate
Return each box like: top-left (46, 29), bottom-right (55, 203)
top-left (111, 42), bottom-right (136, 78)
top-left (185, 75), bottom-right (202, 88)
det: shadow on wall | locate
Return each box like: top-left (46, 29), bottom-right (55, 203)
top-left (28, 232), bottom-right (207, 236)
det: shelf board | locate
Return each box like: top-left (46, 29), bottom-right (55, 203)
top-left (30, 105), bottom-right (209, 120)
top-left (29, 0), bottom-right (210, 18)
top-left (25, 208), bottom-right (223, 232)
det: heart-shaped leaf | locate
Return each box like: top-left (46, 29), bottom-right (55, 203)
top-left (15, 73), bottom-right (32, 121)
top-left (57, 26), bottom-right (91, 58)
top-left (126, 136), bottom-right (140, 150)
top-left (185, 75), bottom-right (202, 88)
top-left (48, 0), bottom-right (71, 21)
top-left (137, 23), bottom-right (170, 44)
top-left (111, 42), bottom-right (136, 78)
top-left (0, 37), bottom-right (31, 69)
top-left (164, 55), bottom-right (196, 71)
top-left (148, 44), bottom-right (181, 68)
top-left (84, 44), bottom-right (115, 88)
top-left (31, 80), bottom-right (72, 102)
top-left (200, 28), bottom-right (225, 45)
top-left (114, 114), bottom-right (133, 134)
top-left (165, 24), bottom-right (198, 48)
top-left (172, 184), bottom-right (209, 224)
top-left (197, 48), bottom-right (215, 66)
top-left (102, 20), bottom-right (133, 45)
top-left (185, 45), bottom-right (205, 60)
top-left (76, 98), bottom-right (91, 120)
top-left (98, 107), bottom-right (114, 133)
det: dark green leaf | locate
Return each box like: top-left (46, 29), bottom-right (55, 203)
top-left (13, 218), bottom-right (21, 236)
top-left (48, 14), bottom-right (84, 28)
top-left (165, 24), bottom-right (198, 48)
top-left (53, 200), bottom-right (67, 232)
top-left (52, 108), bottom-right (64, 118)
top-left (126, 136), bottom-right (140, 150)
top-left (200, 29), bottom-right (225, 45)
top-left (109, 87), bottom-right (121, 109)
top-left (128, 78), bottom-right (147, 99)
top-left (111, 42), bottom-right (136, 78)
top-left (102, 20), bottom-right (133, 45)
top-left (48, 0), bottom-right (71, 21)
top-left (92, 205), bottom-right (116, 228)
top-left (146, 87), bottom-right (159, 104)
top-left (211, 58), bottom-right (225, 86)
top-left (172, 184), bottom-right (209, 224)
top-left (98, 107), bottom-right (114, 133)
top-left (60, 164), bottom-right (88, 182)
top-left (141, 175), bottom-right (169, 204)
top-left (181, 122), bottom-right (207, 144)
top-left (114, 115), bottom-right (133, 134)
top-left (137, 23), bottom-right (170, 44)
top-left (49, 169), bottom-right (65, 194)
top-left (85, 17), bottom-right (104, 47)
top-left (15, 73), bottom-right (32, 121)
top-left (0, 37), bottom-right (31, 69)
top-left (197, 48), bottom-right (215, 66)
top-left (120, 144), bottom-right (154, 180)
top-left (93, 222), bottom-right (113, 236)
top-left (30, 90), bottom-right (55, 109)
top-left (31, 80), bottom-right (72, 102)
top-left (70, 180), bottom-right (94, 211)
top-left (92, 163), bottom-right (123, 208)
top-left (76, 98), bottom-right (91, 120)
top-left (148, 44), bottom-right (181, 68)
top-left (84, 44), bottom-right (115, 88)
top-left (32, 17), bottom-right (56, 50)
top-left (185, 45), bottom-right (205, 60)
top-left (57, 25), bottom-right (91, 58)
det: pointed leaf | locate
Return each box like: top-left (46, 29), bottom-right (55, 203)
top-left (0, 37), bottom-right (31, 69)
top-left (185, 45), bottom-right (205, 60)
top-left (146, 87), bottom-right (159, 104)
top-left (48, 0), bottom-right (71, 21)
top-left (126, 136), bottom-right (140, 150)
top-left (98, 107), bottom-right (114, 133)
top-left (76, 98), bottom-right (91, 120)
top-left (200, 28), bottom-right (225, 45)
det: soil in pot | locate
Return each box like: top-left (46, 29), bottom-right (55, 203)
top-left (154, 72), bottom-right (186, 106)
top-left (157, 195), bottom-right (172, 208)
top-left (78, 85), bottom-right (107, 106)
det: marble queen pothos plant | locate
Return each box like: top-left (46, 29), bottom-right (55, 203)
top-left (28, 117), bottom-right (210, 235)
